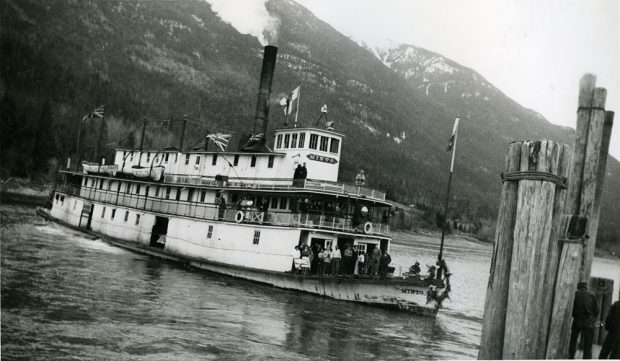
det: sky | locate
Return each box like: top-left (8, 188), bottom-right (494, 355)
top-left (294, 0), bottom-right (620, 160)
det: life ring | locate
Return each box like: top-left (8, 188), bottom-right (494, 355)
top-left (235, 210), bottom-right (244, 223)
top-left (363, 221), bottom-right (372, 234)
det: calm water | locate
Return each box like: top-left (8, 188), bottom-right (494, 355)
top-left (1, 204), bottom-right (616, 360)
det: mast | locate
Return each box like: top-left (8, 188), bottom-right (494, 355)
top-left (439, 116), bottom-right (460, 261)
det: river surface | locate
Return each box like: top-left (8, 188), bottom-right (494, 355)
top-left (1, 204), bottom-right (618, 360)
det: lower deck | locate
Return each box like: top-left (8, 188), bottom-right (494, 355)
top-left (43, 193), bottom-right (447, 315)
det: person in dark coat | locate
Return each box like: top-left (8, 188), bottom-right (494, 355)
top-left (600, 300), bottom-right (620, 359)
top-left (568, 282), bottom-right (599, 359)
top-left (378, 249), bottom-right (392, 279)
top-left (300, 162), bottom-right (308, 180)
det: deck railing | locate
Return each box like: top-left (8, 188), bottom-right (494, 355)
top-left (55, 185), bottom-right (390, 236)
top-left (162, 174), bottom-right (386, 201)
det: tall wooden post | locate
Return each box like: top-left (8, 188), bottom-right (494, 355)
top-left (502, 140), bottom-right (570, 359)
top-left (546, 76), bottom-right (610, 359)
top-left (580, 110), bottom-right (614, 282)
top-left (479, 142), bottom-right (522, 360)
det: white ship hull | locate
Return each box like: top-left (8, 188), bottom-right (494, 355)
top-left (42, 194), bottom-right (444, 315)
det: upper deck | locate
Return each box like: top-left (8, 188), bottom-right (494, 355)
top-left (110, 127), bottom-right (386, 202)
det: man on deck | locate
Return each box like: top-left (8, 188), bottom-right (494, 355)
top-left (568, 282), bottom-right (599, 359)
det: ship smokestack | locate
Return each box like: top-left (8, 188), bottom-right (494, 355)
top-left (243, 45), bottom-right (277, 152)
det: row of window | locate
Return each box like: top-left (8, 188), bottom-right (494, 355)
top-left (100, 205), bottom-right (141, 225)
top-left (275, 133), bottom-right (339, 154)
top-left (83, 177), bottom-right (295, 210)
top-left (123, 151), bottom-right (275, 169)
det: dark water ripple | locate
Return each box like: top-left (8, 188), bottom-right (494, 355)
top-left (2, 204), bottom-right (490, 360)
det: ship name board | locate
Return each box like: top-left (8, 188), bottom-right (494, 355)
top-left (306, 154), bottom-right (338, 164)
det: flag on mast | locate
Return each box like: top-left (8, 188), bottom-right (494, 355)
top-left (279, 86), bottom-right (300, 116)
top-left (447, 116), bottom-right (460, 172)
top-left (446, 117), bottom-right (460, 152)
top-left (83, 105), bottom-right (105, 122)
top-left (206, 133), bottom-right (232, 151)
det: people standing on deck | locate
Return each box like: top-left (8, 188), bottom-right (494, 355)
top-left (599, 300), bottom-right (620, 358)
top-left (410, 261), bottom-right (421, 277)
top-left (378, 249), bottom-right (392, 279)
top-left (300, 162), bottom-right (308, 181)
top-left (321, 247), bottom-right (332, 275)
top-left (370, 247), bottom-right (381, 276)
top-left (356, 252), bottom-right (365, 276)
top-left (342, 245), bottom-right (355, 275)
top-left (568, 282), bottom-right (599, 359)
top-left (362, 249), bottom-right (371, 275)
top-left (317, 247), bottom-right (326, 276)
top-left (436, 255), bottom-right (449, 280)
top-left (217, 192), bottom-right (226, 220)
top-left (293, 164), bottom-right (303, 187)
top-left (355, 170), bottom-right (366, 186)
top-left (331, 245), bottom-right (341, 275)
top-left (291, 245), bottom-right (301, 273)
top-left (311, 244), bottom-right (322, 274)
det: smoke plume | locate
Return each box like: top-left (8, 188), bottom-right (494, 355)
top-left (205, 0), bottom-right (280, 46)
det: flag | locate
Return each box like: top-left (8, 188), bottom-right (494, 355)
top-left (82, 105), bottom-right (105, 122)
top-left (446, 117), bottom-right (460, 152)
top-left (207, 133), bottom-right (232, 151)
top-left (279, 86), bottom-right (300, 115)
top-left (249, 133), bottom-right (264, 143)
top-left (321, 104), bottom-right (327, 113)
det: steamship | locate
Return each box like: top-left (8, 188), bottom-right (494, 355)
top-left (40, 46), bottom-right (448, 315)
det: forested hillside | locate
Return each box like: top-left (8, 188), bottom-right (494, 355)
top-left (1, 0), bottom-right (618, 249)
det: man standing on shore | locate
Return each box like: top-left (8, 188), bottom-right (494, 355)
top-left (568, 282), bottom-right (599, 359)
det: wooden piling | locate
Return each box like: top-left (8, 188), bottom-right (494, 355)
top-left (478, 142), bottom-right (522, 360)
top-left (502, 141), bottom-right (570, 359)
top-left (580, 110), bottom-right (614, 282)
top-left (545, 76), bottom-right (609, 359)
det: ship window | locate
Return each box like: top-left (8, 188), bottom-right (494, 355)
top-left (207, 225), bottom-right (213, 239)
top-left (233, 154), bottom-right (239, 166)
top-left (330, 138), bottom-right (340, 154)
top-left (60, 196), bottom-right (64, 205)
top-left (231, 193), bottom-right (239, 203)
top-left (196, 156), bottom-right (201, 165)
top-left (253, 230), bottom-right (260, 245)
top-left (145, 186), bottom-right (150, 197)
top-left (146, 153), bottom-right (151, 163)
top-left (320, 136), bottom-right (329, 151)
top-left (251, 155), bottom-right (257, 167)
top-left (135, 214), bottom-right (141, 225)
top-left (175, 189), bottom-right (181, 201)
top-left (99, 179), bottom-right (104, 189)
top-left (200, 190), bottom-right (206, 202)
top-left (124, 211), bottom-right (129, 222)
top-left (165, 186), bottom-right (171, 199)
top-left (165, 153), bottom-right (169, 162)
top-left (279, 197), bottom-right (288, 210)
top-left (276, 134), bottom-right (283, 149)
top-left (212, 154), bottom-right (218, 165)
top-left (291, 133), bottom-right (298, 148)
top-left (125, 183), bottom-right (131, 194)
top-left (107, 181), bottom-right (112, 191)
top-left (268, 155), bottom-right (275, 168)
top-left (185, 154), bottom-right (190, 165)
top-left (155, 186), bottom-right (160, 197)
top-left (309, 134), bottom-right (318, 149)
top-left (101, 206), bottom-right (106, 218)
top-left (111, 209), bottom-right (116, 220)
top-left (136, 184), bottom-right (141, 194)
top-left (298, 133), bottom-right (306, 148)
top-left (82, 178), bottom-right (87, 186)
top-left (284, 134), bottom-right (290, 148)
top-left (271, 197), bottom-right (278, 208)
top-left (90, 178), bottom-right (95, 187)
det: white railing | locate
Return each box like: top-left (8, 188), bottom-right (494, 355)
top-left (55, 185), bottom-right (390, 236)
top-left (162, 174), bottom-right (386, 201)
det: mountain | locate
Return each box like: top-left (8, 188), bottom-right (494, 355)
top-left (1, 0), bottom-right (618, 247)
